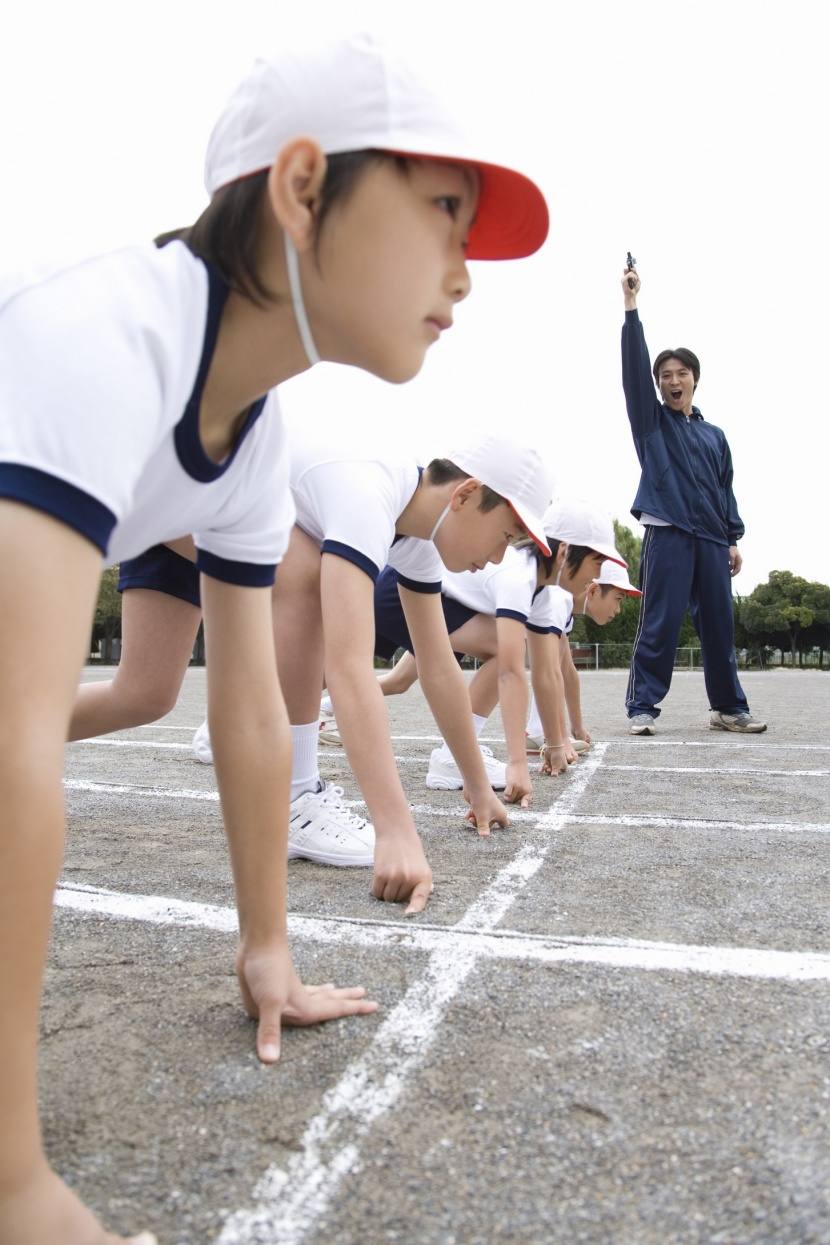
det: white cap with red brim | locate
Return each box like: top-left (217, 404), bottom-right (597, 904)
top-left (447, 435), bottom-right (553, 556)
top-left (542, 499), bottom-right (627, 567)
top-left (204, 32), bottom-right (549, 261)
top-left (593, 559), bottom-right (642, 595)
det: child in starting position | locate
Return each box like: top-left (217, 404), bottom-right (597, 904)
top-left (0, 33), bottom-right (549, 1245)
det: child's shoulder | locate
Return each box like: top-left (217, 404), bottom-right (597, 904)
top-left (0, 240), bottom-right (205, 320)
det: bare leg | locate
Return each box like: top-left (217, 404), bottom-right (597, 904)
top-left (446, 615), bottom-right (500, 718)
top-left (375, 650), bottom-right (419, 697)
top-left (69, 589), bottom-right (201, 740)
top-left (271, 527), bottom-right (325, 724)
top-left (0, 503), bottom-right (151, 1244)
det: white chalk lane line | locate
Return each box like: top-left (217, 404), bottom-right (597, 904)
top-left (50, 743), bottom-right (830, 1243)
top-left (215, 743), bottom-right (607, 1244)
top-left (54, 881), bottom-right (830, 984)
top-left (64, 780), bottom-right (830, 836)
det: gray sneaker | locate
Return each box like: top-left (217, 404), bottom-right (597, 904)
top-left (629, 713), bottom-right (656, 736)
top-left (710, 711), bottom-right (767, 733)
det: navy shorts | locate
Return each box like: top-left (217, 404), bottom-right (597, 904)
top-left (118, 544), bottom-right (201, 608)
top-left (373, 565), bottom-right (475, 661)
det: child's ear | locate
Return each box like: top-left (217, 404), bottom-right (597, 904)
top-left (267, 138), bottom-right (328, 252)
top-left (450, 479), bottom-right (480, 509)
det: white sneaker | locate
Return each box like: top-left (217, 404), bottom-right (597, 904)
top-left (426, 744), bottom-right (507, 791)
top-left (318, 709), bottom-right (341, 745)
top-left (193, 719), bottom-right (213, 764)
top-left (320, 695), bottom-right (334, 716)
top-left (288, 783), bottom-right (375, 867)
top-left (527, 732), bottom-right (589, 755)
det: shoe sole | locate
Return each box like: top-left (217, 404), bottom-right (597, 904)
top-left (425, 775), bottom-right (463, 790)
top-left (318, 733), bottom-right (341, 745)
top-left (287, 845), bottom-right (374, 867)
top-left (629, 725), bottom-right (655, 736)
top-left (709, 721), bottom-right (767, 733)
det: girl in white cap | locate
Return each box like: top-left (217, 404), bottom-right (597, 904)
top-left (0, 33), bottom-right (548, 1245)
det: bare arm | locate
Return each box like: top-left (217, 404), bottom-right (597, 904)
top-left (560, 639), bottom-right (589, 744)
top-left (202, 574), bottom-right (376, 1059)
top-left (493, 616), bottom-right (533, 807)
top-left (319, 555), bottom-right (432, 913)
top-left (401, 585), bottom-right (508, 835)
top-left (526, 630), bottom-right (569, 776)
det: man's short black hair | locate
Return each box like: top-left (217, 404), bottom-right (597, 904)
top-left (652, 347), bottom-right (701, 389)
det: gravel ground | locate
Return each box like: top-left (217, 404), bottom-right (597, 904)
top-left (48, 666), bottom-right (830, 1245)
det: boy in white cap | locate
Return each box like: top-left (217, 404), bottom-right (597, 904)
top-left (0, 33), bottom-right (549, 1245)
top-left (369, 499), bottom-right (622, 804)
top-left (194, 429), bottom-right (553, 903)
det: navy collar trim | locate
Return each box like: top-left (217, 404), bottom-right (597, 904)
top-left (174, 261), bottom-right (267, 483)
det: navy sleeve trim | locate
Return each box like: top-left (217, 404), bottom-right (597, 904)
top-left (321, 540), bottom-right (380, 582)
top-left (396, 575), bottom-right (442, 595)
top-left (195, 549), bottom-right (276, 587)
top-left (0, 463), bottom-right (116, 555)
top-left (526, 623), bottom-right (552, 635)
top-left (495, 608), bottom-right (529, 624)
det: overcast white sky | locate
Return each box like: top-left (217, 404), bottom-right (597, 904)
top-left (2, 0), bottom-right (827, 592)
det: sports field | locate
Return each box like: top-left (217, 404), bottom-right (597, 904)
top-left (52, 668), bottom-right (829, 1244)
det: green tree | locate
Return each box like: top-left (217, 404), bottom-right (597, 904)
top-left (740, 571), bottom-right (823, 666)
top-left (93, 566), bottom-right (122, 662)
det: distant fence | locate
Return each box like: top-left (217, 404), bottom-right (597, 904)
top-left (90, 637), bottom-right (827, 671)
top-left (566, 644), bottom-right (827, 671)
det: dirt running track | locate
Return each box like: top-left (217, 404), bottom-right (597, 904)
top-left (48, 667), bottom-right (830, 1244)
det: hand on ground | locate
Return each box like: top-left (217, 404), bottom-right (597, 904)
top-left (236, 943), bottom-right (378, 1063)
top-left (462, 788), bottom-right (510, 837)
top-left (539, 745), bottom-right (569, 776)
top-left (371, 832), bottom-right (433, 914)
top-left (503, 760), bottom-right (533, 807)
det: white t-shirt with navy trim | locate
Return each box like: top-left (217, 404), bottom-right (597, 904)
top-left (0, 241), bottom-right (294, 586)
top-left (539, 584), bottom-right (574, 637)
top-left (441, 545), bottom-right (555, 632)
top-left (290, 440), bottom-right (443, 592)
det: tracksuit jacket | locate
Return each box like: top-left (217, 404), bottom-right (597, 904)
top-left (622, 309), bottom-right (744, 545)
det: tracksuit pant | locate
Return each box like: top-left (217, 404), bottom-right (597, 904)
top-left (626, 525), bottom-right (750, 719)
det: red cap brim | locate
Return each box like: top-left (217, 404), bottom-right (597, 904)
top-left (388, 151), bottom-right (549, 261)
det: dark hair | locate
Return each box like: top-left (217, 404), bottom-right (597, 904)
top-left (514, 538), bottom-right (598, 582)
top-left (513, 536), bottom-right (558, 579)
top-left (155, 150), bottom-right (411, 307)
top-left (652, 347), bottom-right (700, 389)
top-left (425, 459), bottom-right (505, 514)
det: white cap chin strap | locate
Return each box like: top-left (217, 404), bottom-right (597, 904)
top-left (284, 233), bottom-right (321, 367)
top-left (429, 501), bottom-right (453, 543)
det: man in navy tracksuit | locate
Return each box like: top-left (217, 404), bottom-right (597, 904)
top-left (620, 266), bottom-right (766, 736)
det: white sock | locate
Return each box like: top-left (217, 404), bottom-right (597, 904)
top-left (320, 694), bottom-right (333, 716)
top-left (290, 722), bottom-right (321, 802)
top-left (437, 713), bottom-right (488, 764)
top-left (527, 695), bottom-right (543, 738)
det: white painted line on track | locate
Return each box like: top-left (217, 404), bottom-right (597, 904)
top-left (66, 778), bottom-right (219, 801)
top-left (54, 880), bottom-right (830, 983)
top-left (567, 814), bottom-right (830, 835)
top-left (69, 739), bottom-right (192, 750)
top-left (604, 764), bottom-right (830, 777)
top-left (65, 781), bottom-right (830, 837)
top-left (613, 739), bottom-right (830, 752)
top-left (216, 742), bottom-right (607, 1244)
